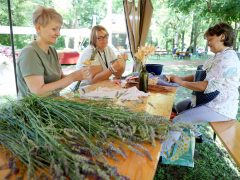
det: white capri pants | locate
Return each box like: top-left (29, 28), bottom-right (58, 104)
top-left (172, 99), bottom-right (230, 124)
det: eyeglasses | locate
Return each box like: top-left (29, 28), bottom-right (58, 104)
top-left (97, 34), bottom-right (109, 41)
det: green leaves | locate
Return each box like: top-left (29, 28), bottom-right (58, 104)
top-left (167, 0), bottom-right (240, 22)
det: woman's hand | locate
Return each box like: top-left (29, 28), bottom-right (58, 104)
top-left (86, 65), bottom-right (103, 79)
top-left (166, 75), bottom-right (183, 84)
top-left (71, 65), bottom-right (103, 81)
top-left (111, 54), bottom-right (128, 78)
top-left (118, 53), bottom-right (128, 61)
top-left (111, 59), bottom-right (126, 78)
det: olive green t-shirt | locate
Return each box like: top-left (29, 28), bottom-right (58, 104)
top-left (16, 41), bottom-right (61, 98)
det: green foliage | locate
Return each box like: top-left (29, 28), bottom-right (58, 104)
top-left (0, 0), bottom-right (8, 26)
top-left (58, 0), bottom-right (107, 28)
top-left (112, 0), bottom-right (124, 14)
top-left (0, 34), bottom-right (10, 46)
top-left (53, 36), bottom-right (65, 49)
top-left (14, 35), bottom-right (32, 49)
top-left (0, 0), bottom-right (33, 26)
top-left (1, 0), bottom-right (239, 51)
top-left (167, 0), bottom-right (240, 22)
top-left (0, 34), bottom-right (32, 49)
top-left (165, 0), bottom-right (240, 52)
top-left (0, 0), bottom-right (109, 48)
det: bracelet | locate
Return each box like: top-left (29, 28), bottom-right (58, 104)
top-left (110, 64), bottom-right (117, 73)
top-left (108, 66), bottom-right (115, 74)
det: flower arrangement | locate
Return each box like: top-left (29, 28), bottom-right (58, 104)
top-left (134, 45), bottom-right (156, 65)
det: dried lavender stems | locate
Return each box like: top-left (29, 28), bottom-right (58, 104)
top-left (0, 95), bottom-right (171, 179)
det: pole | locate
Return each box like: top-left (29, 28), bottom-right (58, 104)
top-left (7, 0), bottom-right (18, 94)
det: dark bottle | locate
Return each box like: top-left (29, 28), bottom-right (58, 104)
top-left (139, 65), bottom-right (148, 92)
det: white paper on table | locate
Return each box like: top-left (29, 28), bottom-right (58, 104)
top-left (80, 86), bottom-right (149, 101)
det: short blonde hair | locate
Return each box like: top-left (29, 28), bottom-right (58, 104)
top-left (32, 6), bottom-right (63, 27)
top-left (90, 25), bottom-right (108, 47)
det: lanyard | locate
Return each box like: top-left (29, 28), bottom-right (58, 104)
top-left (98, 51), bottom-right (108, 68)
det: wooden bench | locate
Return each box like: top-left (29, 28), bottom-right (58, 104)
top-left (209, 120), bottom-right (240, 167)
top-left (154, 50), bottom-right (169, 59)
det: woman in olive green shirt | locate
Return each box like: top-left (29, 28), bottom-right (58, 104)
top-left (16, 6), bottom-right (101, 98)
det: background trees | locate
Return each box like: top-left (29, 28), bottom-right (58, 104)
top-left (0, 0), bottom-right (239, 52)
top-left (166, 0), bottom-right (240, 51)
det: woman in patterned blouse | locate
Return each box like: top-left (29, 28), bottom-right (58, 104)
top-left (168, 23), bottom-right (240, 124)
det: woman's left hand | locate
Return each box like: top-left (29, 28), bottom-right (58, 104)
top-left (167, 75), bottom-right (183, 84)
top-left (118, 53), bottom-right (128, 61)
top-left (111, 59), bottom-right (126, 78)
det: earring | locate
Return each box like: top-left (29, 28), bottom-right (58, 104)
top-left (220, 34), bottom-right (225, 41)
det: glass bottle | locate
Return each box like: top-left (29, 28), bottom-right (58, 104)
top-left (139, 64), bottom-right (148, 92)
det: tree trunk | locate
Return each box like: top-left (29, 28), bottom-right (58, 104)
top-left (174, 32), bottom-right (179, 48)
top-left (172, 38), bottom-right (175, 49)
top-left (190, 14), bottom-right (198, 54)
top-left (193, 21), bottom-right (198, 54)
top-left (205, 41), bottom-right (208, 54)
top-left (181, 31), bottom-right (185, 51)
top-left (190, 22), bottom-right (194, 46)
top-left (233, 22), bottom-right (238, 50)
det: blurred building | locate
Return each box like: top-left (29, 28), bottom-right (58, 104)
top-left (100, 14), bottom-right (128, 50)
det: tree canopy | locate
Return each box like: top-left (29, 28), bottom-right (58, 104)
top-left (0, 0), bottom-right (239, 51)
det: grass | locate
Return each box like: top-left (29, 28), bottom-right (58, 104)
top-left (148, 56), bottom-right (240, 179)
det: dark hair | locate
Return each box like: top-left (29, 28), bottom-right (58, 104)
top-left (90, 25), bottom-right (108, 47)
top-left (204, 23), bottom-right (235, 47)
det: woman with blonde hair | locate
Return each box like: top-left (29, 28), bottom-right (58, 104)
top-left (76, 25), bottom-right (127, 86)
top-left (16, 6), bottom-right (101, 98)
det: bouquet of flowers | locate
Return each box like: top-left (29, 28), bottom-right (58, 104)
top-left (134, 45), bottom-right (156, 65)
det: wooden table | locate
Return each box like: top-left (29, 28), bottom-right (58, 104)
top-left (0, 80), bottom-right (177, 180)
top-left (154, 50), bottom-right (169, 59)
top-left (66, 80), bottom-right (177, 179)
top-left (176, 51), bottom-right (190, 59)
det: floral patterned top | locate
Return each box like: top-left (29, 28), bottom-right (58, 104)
top-left (202, 48), bottom-right (240, 119)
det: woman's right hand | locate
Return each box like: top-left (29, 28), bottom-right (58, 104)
top-left (86, 65), bottom-right (103, 79)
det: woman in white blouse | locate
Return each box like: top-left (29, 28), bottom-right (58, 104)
top-left (168, 23), bottom-right (240, 123)
top-left (76, 25), bottom-right (127, 86)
